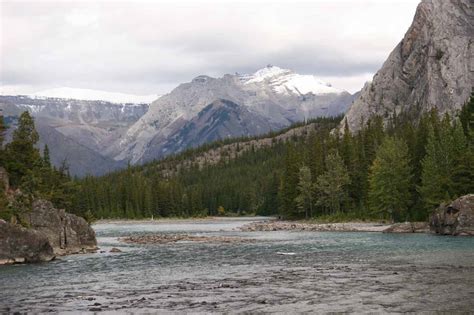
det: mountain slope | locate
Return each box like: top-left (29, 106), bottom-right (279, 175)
top-left (0, 96), bottom-right (147, 176)
top-left (342, 0), bottom-right (473, 132)
top-left (142, 99), bottom-right (276, 160)
top-left (114, 66), bottom-right (355, 163)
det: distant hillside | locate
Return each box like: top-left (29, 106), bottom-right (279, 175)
top-left (0, 95), bottom-right (147, 176)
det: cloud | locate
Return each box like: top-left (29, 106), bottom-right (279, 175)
top-left (0, 0), bottom-right (420, 94)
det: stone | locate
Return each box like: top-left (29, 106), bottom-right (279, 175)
top-left (109, 247), bottom-right (122, 253)
top-left (0, 220), bottom-right (55, 264)
top-left (430, 194), bottom-right (474, 236)
top-left (20, 199), bottom-right (97, 255)
top-left (383, 222), bottom-right (429, 233)
top-left (341, 0), bottom-right (473, 133)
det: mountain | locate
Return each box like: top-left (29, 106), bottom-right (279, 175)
top-left (30, 87), bottom-right (159, 104)
top-left (1, 66), bottom-right (354, 174)
top-left (113, 65), bottom-right (355, 164)
top-left (143, 99), bottom-right (276, 159)
top-left (0, 95), bottom-right (148, 176)
top-left (342, 0), bottom-right (473, 132)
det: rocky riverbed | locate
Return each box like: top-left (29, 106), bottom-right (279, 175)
top-left (121, 233), bottom-right (256, 244)
top-left (1, 217), bottom-right (474, 313)
top-left (239, 220), bottom-right (430, 233)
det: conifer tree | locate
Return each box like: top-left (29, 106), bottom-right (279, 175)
top-left (4, 111), bottom-right (41, 187)
top-left (419, 116), bottom-right (466, 211)
top-left (369, 137), bottom-right (412, 222)
top-left (295, 165), bottom-right (313, 219)
top-left (0, 114), bottom-right (6, 148)
top-left (315, 151), bottom-right (350, 214)
top-left (43, 144), bottom-right (51, 167)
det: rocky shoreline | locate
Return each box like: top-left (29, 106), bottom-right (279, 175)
top-left (0, 199), bottom-right (97, 265)
top-left (239, 221), bottom-right (430, 233)
top-left (121, 234), bottom-right (256, 245)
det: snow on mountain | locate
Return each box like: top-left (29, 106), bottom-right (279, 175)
top-left (113, 65), bottom-right (355, 164)
top-left (241, 65), bottom-right (343, 95)
top-left (31, 87), bottom-right (160, 104)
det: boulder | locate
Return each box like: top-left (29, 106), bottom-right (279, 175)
top-left (20, 199), bottom-right (97, 255)
top-left (0, 220), bottom-right (55, 264)
top-left (383, 222), bottom-right (429, 233)
top-left (430, 194), bottom-right (474, 236)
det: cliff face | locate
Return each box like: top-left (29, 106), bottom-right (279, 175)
top-left (343, 0), bottom-right (473, 132)
top-left (0, 170), bottom-right (97, 264)
top-left (21, 200), bottom-right (97, 256)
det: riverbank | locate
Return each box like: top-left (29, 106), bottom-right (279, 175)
top-left (96, 217), bottom-right (430, 234)
top-left (239, 220), bottom-right (430, 233)
top-left (94, 216), bottom-right (265, 225)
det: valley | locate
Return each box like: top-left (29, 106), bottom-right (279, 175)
top-left (0, 0), bottom-right (473, 313)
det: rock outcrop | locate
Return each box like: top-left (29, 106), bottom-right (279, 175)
top-left (20, 200), bottom-right (97, 255)
top-left (342, 0), bottom-right (473, 132)
top-left (382, 222), bottom-right (429, 233)
top-left (0, 220), bottom-right (55, 264)
top-left (430, 194), bottom-right (474, 236)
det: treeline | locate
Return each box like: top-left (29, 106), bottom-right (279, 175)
top-left (1, 95), bottom-right (472, 223)
top-left (0, 112), bottom-right (76, 222)
top-left (70, 94), bottom-right (473, 222)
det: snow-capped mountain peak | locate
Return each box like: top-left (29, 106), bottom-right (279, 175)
top-left (241, 65), bottom-right (343, 96)
top-left (242, 65), bottom-right (291, 83)
top-left (31, 87), bottom-right (160, 104)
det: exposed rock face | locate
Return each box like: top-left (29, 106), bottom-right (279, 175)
top-left (430, 194), bottom-right (474, 236)
top-left (20, 200), bottom-right (97, 255)
top-left (342, 0), bottom-right (473, 132)
top-left (0, 220), bottom-right (55, 264)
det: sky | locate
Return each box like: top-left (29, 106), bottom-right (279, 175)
top-left (0, 0), bottom-right (420, 96)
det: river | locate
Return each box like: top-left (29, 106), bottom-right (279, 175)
top-left (1, 217), bottom-right (473, 313)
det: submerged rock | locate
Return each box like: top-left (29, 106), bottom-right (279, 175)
top-left (109, 247), bottom-right (122, 253)
top-left (0, 220), bottom-right (55, 264)
top-left (430, 194), bottom-right (474, 236)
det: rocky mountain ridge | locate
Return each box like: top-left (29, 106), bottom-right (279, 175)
top-left (115, 65), bottom-right (355, 164)
top-left (342, 0), bottom-right (474, 132)
top-left (1, 66), bottom-right (354, 174)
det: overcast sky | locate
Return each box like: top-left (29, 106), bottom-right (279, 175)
top-left (0, 0), bottom-right (420, 95)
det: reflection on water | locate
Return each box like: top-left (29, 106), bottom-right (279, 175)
top-left (1, 217), bottom-right (473, 313)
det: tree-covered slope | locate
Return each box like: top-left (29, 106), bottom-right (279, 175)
top-left (70, 94), bottom-right (474, 222)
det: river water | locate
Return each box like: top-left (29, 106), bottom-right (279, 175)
top-left (1, 217), bottom-right (474, 313)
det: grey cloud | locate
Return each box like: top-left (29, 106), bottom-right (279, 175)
top-left (1, 0), bottom-right (419, 95)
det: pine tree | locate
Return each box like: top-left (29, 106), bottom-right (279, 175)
top-left (459, 92), bottom-right (474, 137)
top-left (43, 144), bottom-right (51, 168)
top-left (369, 137), bottom-right (412, 222)
top-left (294, 165), bottom-right (313, 219)
top-left (315, 151), bottom-right (350, 214)
top-left (278, 144), bottom-right (300, 218)
top-left (419, 116), bottom-right (466, 211)
top-left (0, 114), bottom-right (6, 148)
top-left (4, 111), bottom-right (42, 187)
